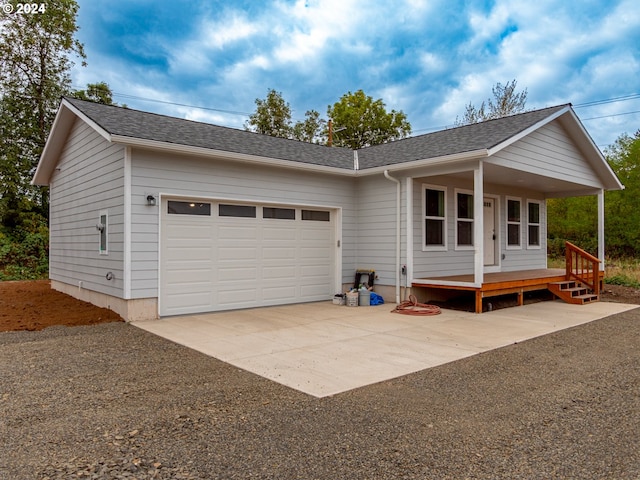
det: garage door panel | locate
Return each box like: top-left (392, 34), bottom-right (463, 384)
top-left (165, 224), bottom-right (212, 239)
top-left (263, 285), bottom-right (297, 301)
top-left (301, 228), bottom-right (331, 241)
top-left (161, 199), bottom-right (335, 316)
top-left (218, 288), bottom-right (258, 306)
top-left (164, 268), bottom-right (212, 284)
top-left (164, 290), bottom-right (212, 308)
top-left (218, 225), bottom-right (257, 239)
top-left (300, 246), bottom-right (332, 259)
top-left (262, 264), bottom-right (296, 279)
top-left (218, 266), bottom-right (258, 281)
top-left (263, 226), bottom-right (296, 240)
top-left (218, 246), bottom-right (258, 260)
top-left (262, 247), bottom-right (295, 260)
top-left (165, 247), bottom-right (213, 262)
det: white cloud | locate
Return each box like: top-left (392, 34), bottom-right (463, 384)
top-left (73, 0), bottom-right (638, 148)
top-left (200, 14), bottom-right (258, 49)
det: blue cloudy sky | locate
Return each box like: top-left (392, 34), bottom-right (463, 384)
top-left (71, 0), bottom-right (640, 149)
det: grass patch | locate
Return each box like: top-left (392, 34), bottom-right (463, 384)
top-left (548, 256), bottom-right (640, 287)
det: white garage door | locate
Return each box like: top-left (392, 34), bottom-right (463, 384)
top-left (160, 199), bottom-right (337, 316)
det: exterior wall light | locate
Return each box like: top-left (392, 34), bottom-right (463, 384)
top-left (146, 195), bottom-right (157, 206)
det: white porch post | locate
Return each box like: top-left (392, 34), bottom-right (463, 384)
top-left (406, 176), bottom-right (413, 292)
top-left (598, 189), bottom-right (605, 271)
top-left (474, 162), bottom-right (484, 286)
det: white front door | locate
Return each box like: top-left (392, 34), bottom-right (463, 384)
top-left (483, 198), bottom-right (496, 265)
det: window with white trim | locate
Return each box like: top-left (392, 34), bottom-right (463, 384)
top-left (507, 197), bottom-right (521, 248)
top-left (527, 200), bottom-right (541, 248)
top-left (98, 210), bottom-right (108, 255)
top-left (455, 190), bottom-right (474, 248)
top-left (424, 185), bottom-right (447, 250)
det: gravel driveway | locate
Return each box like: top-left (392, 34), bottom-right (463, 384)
top-left (1, 307), bottom-right (639, 479)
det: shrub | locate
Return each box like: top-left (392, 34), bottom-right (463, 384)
top-left (0, 225), bottom-right (49, 280)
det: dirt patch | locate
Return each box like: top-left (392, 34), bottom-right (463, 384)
top-left (0, 280), bottom-right (124, 332)
top-left (0, 280), bottom-right (638, 333)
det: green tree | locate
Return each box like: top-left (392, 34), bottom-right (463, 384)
top-left (292, 109), bottom-right (326, 144)
top-left (245, 88), bottom-right (293, 138)
top-left (456, 80), bottom-right (528, 125)
top-left (72, 81), bottom-right (114, 104)
top-left (547, 131), bottom-right (640, 258)
top-left (603, 131), bottom-right (640, 257)
top-left (327, 90), bottom-right (411, 149)
top-left (0, 0), bottom-right (86, 227)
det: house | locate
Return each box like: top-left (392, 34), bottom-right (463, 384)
top-left (32, 98), bottom-right (623, 320)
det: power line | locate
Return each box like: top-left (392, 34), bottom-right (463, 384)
top-left (112, 92), bottom-right (253, 117)
top-left (580, 110), bottom-right (640, 121)
top-left (74, 86), bottom-right (640, 134)
top-left (574, 93), bottom-right (640, 108)
top-left (412, 95), bottom-right (640, 136)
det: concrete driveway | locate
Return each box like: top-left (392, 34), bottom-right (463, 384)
top-left (133, 300), bottom-right (637, 397)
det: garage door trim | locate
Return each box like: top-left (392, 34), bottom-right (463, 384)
top-left (158, 194), bottom-right (342, 316)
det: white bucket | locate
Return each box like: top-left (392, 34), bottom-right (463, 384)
top-left (346, 292), bottom-right (359, 307)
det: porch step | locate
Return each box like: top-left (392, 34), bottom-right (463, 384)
top-left (548, 281), bottom-right (599, 305)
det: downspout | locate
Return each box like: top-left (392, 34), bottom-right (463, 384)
top-left (384, 170), bottom-right (401, 304)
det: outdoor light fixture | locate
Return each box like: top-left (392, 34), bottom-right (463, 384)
top-left (146, 195), bottom-right (157, 206)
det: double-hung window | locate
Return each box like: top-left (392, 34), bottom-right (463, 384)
top-left (527, 200), bottom-right (541, 248)
top-left (455, 190), bottom-right (474, 248)
top-left (507, 197), bottom-right (521, 249)
top-left (424, 185), bottom-right (446, 250)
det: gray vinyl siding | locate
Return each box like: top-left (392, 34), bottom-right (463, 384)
top-left (354, 175), bottom-right (406, 287)
top-left (412, 176), bottom-right (547, 279)
top-left (129, 149), bottom-right (357, 298)
top-left (493, 187), bottom-right (547, 272)
top-left (488, 121), bottom-right (601, 187)
top-left (48, 119), bottom-right (125, 297)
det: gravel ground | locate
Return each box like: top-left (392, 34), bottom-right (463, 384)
top-left (1, 308), bottom-right (639, 479)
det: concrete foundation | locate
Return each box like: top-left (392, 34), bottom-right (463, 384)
top-left (51, 280), bottom-right (158, 322)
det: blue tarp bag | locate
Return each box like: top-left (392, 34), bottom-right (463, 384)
top-left (369, 292), bottom-right (384, 305)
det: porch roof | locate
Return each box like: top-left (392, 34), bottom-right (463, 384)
top-left (357, 105), bottom-right (569, 169)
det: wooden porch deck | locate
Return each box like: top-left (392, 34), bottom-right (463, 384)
top-left (413, 268), bottom-right (605, 313)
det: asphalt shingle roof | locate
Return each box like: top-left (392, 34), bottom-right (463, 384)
top-left (357, 104), bottom-right (569, 169)
top-left (65, 97), bottom-right (569, 172)
top-left (65, 97), bottom-right (355, 169)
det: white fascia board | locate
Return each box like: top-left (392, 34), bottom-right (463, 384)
top-left (486, 106), bottom-right (572, 157)
top-left (32, 106), bottom-right (71, 185)
top-left (355, 149), bottom-right (488, 176)
top-left (562, 109), bottom-right (624, 191)
top-left (60, 98), bottom-right (112, 142)
top-left (33, 100), bottom-right (114, 185)
top-left (111, 135), bottom-right (354, 176)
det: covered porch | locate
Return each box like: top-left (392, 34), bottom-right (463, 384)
top-left (413, 244), bottom-right (605, 313)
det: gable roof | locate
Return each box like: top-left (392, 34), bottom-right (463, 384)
top-left (357, 105), bottom-right (569, 169)
top-left (33, 97), bottom-right (622, 192)
top-left (65, 97), bottom-right (355, 168)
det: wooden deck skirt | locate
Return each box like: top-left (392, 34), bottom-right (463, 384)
top-left (412, 269), bottom-right (605, 314)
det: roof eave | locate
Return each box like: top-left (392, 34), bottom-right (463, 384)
top-left (32, 99), bottom-right (113, 186)
top-left (111, 135), bottom-right (355, 176)
top-left (487, 105), bottom-right (623, 192)
top-left (486, 105), bottom-right (572, 157)
top-left (356, 149), bottom-right (489, 176)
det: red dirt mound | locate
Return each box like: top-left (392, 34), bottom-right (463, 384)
top-left (0, 280), bottom-right (124, 332)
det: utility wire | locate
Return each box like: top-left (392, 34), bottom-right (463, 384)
top-left (76, 87), bottom-right (640, 134)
